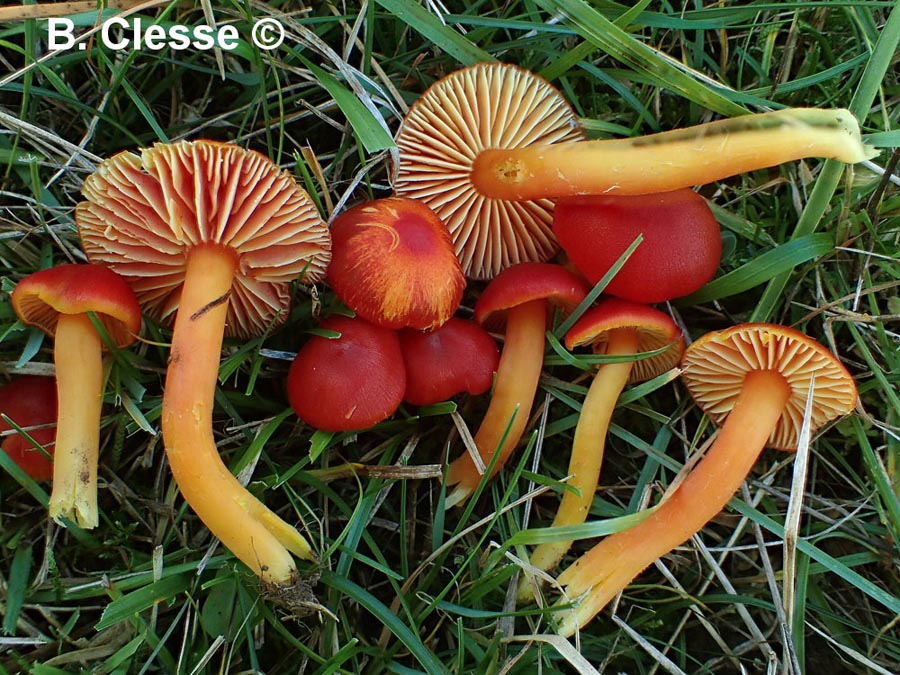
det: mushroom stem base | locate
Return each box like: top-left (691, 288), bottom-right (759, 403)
top-left (49, 312), bottom-right (103, 529)
top-left (162, 244), bottom-right (315, 586)
top-left (554, 368), bottom-right (791, 637)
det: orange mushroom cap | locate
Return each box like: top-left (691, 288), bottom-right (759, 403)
top-left (681, 323), bottom-right (857, 449)
top-left (0, 376), bottom-right (57, 482)
top-left (565, 298), bottom-right (685, 383)
top-left (394, 62), bottom-right (585, 280)
top-left (327, 197), bottom-right (464, 331)
top-left (11, 264), bottom-right (141, 348)
top-left (287, 316), bottom-right (406, 432)
top-left (474, 262), bottom-right (591, 328)
top-left (399, 318), bottom-right (500, 406)
top-left (76, 140), bottom-right (331, 338)
top-left (553, 189), bottom-right (722, 304)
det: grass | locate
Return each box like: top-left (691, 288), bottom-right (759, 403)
top-left (1, 0), bottom-right (899, 673)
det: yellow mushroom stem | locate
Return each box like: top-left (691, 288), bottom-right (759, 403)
top-left (445, 299), bottom-right (546, 508)
top-left (554, 368), bottom-right (791, 637)
top-left (49, 312), bottom-right (104, 528)
top-left (161, 243), bottom-right (314, 586)
top-left (471, 108), bottom-right (876, 201)
top-left (519, 327), bottom-right (640, 598)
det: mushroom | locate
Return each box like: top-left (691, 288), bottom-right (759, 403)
top-left (552, 189), bottom-right (722, 303)
top-left (398, 317), bottom-right (500, 407)
top-left (328, 197), bottom-right (465, 330)
top-left (287, 315), bottom-right (406, 432)
top-left (0, 376), bottom-right (57, 482)
top-left (394, 62), bottom-right (586, 280)
top-left (521, 298), bottom-right (684, 590)
top-left (444, 262), bottom-right (590, 507)
top-left (552, 323), bottom-right (857, 637)
top-left (11, 264), bottom-right (141, 527)
top-left (395, 63), bottom-right (873, 278)
top-left (76, 140), bottom-right (331, 591)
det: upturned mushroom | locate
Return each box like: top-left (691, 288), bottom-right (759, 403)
top-left (287, 315), bottom-right (406, 432)
top-left (444, 262), bottom-right (589, 507)
top-left (399, 317), bottom-right (500, 407)
top-left (328, 197), bottom-right (465, 331)
top-left (76, 140), bottom-right (331, 592)
top-left (11, 264), bottom-right (141, 527)
top-left (553, 323), bottom-right (857, 637)
top-left (552, 189), bottom-right (722, 303)
top-left (520, 299), bottom-right (684, 592)
top-left (395, 63), bottom-right (873, 279)
top-left (0, 376), bottom-right (57, 482)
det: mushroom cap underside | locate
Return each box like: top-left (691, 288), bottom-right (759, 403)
top-left (76, 140), bottom-right (331, 339)
top-left (681, 323), bottom-right (857, 450)
top-left (393, 61), bottom-right (586, 280)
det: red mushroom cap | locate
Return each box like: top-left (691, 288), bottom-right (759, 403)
top-left (399, 318), bottom-right (500, 406)
top-left (328, 197), bottom-right (465, 331)
top-left (474, 262), bottom-right (591, 329)
top-left (552, 189), bottom-right (722, 303)
top-left (0, 376), bottom-right (57, 481)
top-left (564, 298), bottom-right (685, 383)
top-left (287, 316), bottom-right (406, 432)
top-left (11, 264), bottom-right (141, 348)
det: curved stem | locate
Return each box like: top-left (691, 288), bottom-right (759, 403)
top-left (521, 328), bottom-right (639, 592)
top-left (162, 244), bottom-right (314, 586)
top-left (445, 299), bottom-right (547, 507)
top-left (49, 312), bottom-right (103, 528)
top-left (554, 369), bottom-right (791, 637)
top-left (471, 108), bottom-right (875, 201)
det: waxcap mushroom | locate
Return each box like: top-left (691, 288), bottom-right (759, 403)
top-left (553, 189), bottom-right (722, 303)
top-left (520, 298), bottom-right (684, 590)
top-left (399, 317), bottom-right (499, 407)
top-left (12, 264), bottom-right (141, 528)
top-left (76, 139), bottom-right (330, 594)
top-left (288, 315), bottom-right (406, 432)
top-left (0, 376), bottom-right (57, 482)
top-left (394, 62), bottom-right (586, 280)
top-left (445, 262), bottom-right (590, 506)
top-left (552, 323), bottom-right (856, 637)
top-left (328, 197), bottom-right (464, 331)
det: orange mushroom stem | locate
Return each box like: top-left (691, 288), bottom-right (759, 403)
top-left (521, 300), bottom-right (683, 594)
top-left (472, 107), bottom-right (876, 201)
top-left (444, 263), bottom-right (589, 507)
top-left (11, 264), bottom-right (141, 528)
top-left (553, 324), bottom-right (857, 637)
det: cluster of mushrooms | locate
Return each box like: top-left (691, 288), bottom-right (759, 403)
top-left (1, 62), bottom-right (870, 636)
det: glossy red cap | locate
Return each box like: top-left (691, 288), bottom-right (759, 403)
top-left (399, 318), bottom-right (500, 406)
top-left (553, 189), bottom-right (721, 303)
top-left (287, 316), bottom-right (406, 432)
top-left (12, 264), bottom-right (141, 348)
top-left (327, 197), bottom-right (465, 331)
top-left (0, 376), bottom-right (57, 481)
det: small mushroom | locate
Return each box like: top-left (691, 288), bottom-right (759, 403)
top-left (552, 189), bottom-right (722, 303)
top-left (553, 323), bottom-right (857, 637)
top-left (0, 376), bottom-right (57, 482)
top-left (11, 264), bottom-right (141, 527)
top-left (399, 317), bottom-right (499, 407)
top-left (327, 197), bottom-right (465, 330)
top-left (287, 315), bottom-right (406, 432)
top-left (77, 140), bottom-right (331, 591)
top-left (444, 262), bottom-right (589, 507)
top-left (521, 299), bottom-right (684, 591)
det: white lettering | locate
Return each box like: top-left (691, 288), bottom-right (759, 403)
top-left (47, 18), bottom-right (75, 50)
